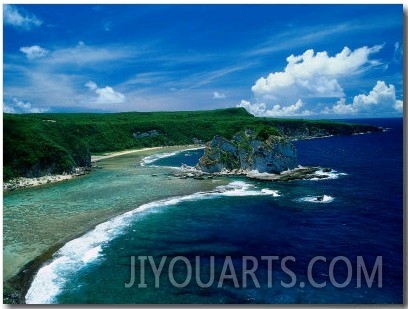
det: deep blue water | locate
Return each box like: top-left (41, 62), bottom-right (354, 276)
top-left (26, 118), bottom-right (403, 304)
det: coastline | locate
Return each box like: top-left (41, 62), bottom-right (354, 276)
top-left (90, 146), bottom-right (165, 163)
top-left (3, 144), bottom-right (208, 304)
top-left (3, 169), bottom-right (89, 192)
top-left (2, 130), bottom-right (383, 303)
top-left (3, 145), bottom-right (201, 192)
top-left (3, 129), bottom-right (381, 192)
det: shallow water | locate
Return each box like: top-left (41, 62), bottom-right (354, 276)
top-left (3, 146), bottom-right (226, 281)
top-left (23, 118), bottom-right (403, 304)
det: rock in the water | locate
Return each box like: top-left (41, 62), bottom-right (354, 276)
top-left (316, 195), bottom-right (324, 201)
top-left (246, 166), bottom-right (321, 181)
top-left (197, 131), bottom-right (297, 174)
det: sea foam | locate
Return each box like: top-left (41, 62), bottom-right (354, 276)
top-left (140, 147), bottom-right (204, 166)
top-left (297, 195), bottom-right (334, 203)
top-left (25, 181), bottom-right (279, 304)
top-left (309, 168), bottom-right (347, 181)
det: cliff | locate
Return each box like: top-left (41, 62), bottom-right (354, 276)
top-left (3, 108), bottom-right (382, 181)
top-left (197, 130), bottom-right (297, 174)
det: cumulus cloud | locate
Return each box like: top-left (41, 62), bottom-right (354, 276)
top-left (85, 81), bottom-right (126, 104)
top-left (252, 45), bottom-right (382, 101)
top-left (393, 99), bottom-right (403, 112)
top-left (20, 45), bottom-right (49, 59)
top-left (238, 99), bottom-right (313, 117)
top-left (252, 45), bottom-right (382, 99)
top-left (237, 45), bottom-right (403, 118)
top-left (3, 104), bottom-right (17, 114)
top-left (323, 81), bottom-right (403, 115)
top-left (238, 100), bottom-right (268, 116)
top-left (3, 98), bottom-right (49, 113)
top-left (213, 91), bottom-right (226, 99)
top-left (3, 4), bottom-right (42, 30)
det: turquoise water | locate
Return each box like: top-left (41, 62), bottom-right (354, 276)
top-left (23, 119), bottom-right (403, 304)
top-left (3, 147), bottom-right (226, 281)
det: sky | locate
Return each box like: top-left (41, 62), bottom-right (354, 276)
top-left (2, 4), bottom-right (404, 118)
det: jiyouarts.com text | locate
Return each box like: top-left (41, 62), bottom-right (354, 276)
top-left (124, 255), bottom-right (383, 289)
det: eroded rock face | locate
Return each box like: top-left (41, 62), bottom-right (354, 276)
top-left (197, 133), bottom-right (297, 174)
top-left (198, 136), bottom-right (236, 173)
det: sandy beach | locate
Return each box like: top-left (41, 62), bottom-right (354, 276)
top-left (3, 146), bottom-right (175, 192)
top-left (3, 144), bottom-right (210, 303)
top-left (90, 146), bottom-right (165, 163)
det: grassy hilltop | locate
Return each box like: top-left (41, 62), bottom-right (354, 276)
top-left (3, 107), bottom-right (381, 181)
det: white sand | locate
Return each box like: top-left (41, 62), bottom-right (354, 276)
top-left (3, 173), bottom-right (79, 191)
top-left (91, 146), bottom-right (164, 163)
top-left (4, 145), bottom-right (199, 191)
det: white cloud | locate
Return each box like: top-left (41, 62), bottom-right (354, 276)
top-left (394, 42), bottom-right (400, 52)
top-left (238, 99), bottom-right (313, 117)
top-left (247, 24), bottom-right (351, 57)
top-left (4, 70), bottom-right (81, 108)
top-left (77, 41), bottom-right (86, 49)
top-left (238, 100), bottom-right (268, 116)
top-left (3, 98), bottom-right (49, 113)
top-left (323, 81), bottom-right (403, 115)
top-left (46, 43), bottom-right (134, 67)
top-left (20, 45), bottom-right (49, 59)
top-left (394, 100), bottom-right (403, 112)
top-left (121, 72), bottom-right (168, 87)
top-left (188, 65), bottom-right (249, 89)
top-left (252, 45), bottom-right (382, 101)
top-left (85, 81), bottom-right (126, 104)
top-left (3, 4), bottom-right (42, 30)
top-left (85, 81), bottom-right (98, 91)
top-left (3, 104), bottom-right (17, 113)
top-left (95, 87), bottom-right (126, 104)
top-left (237, 45), bottom-right (401, 118)
top-left (392, 42), bottom-right (403, 63)
top-left (4, 42), bottom-right (143, 111)
top-left (324, 98), bottom-right (356, 115)
top-left (213, 91), bottom-right (226, 99)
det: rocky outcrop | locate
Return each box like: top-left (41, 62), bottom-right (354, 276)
top-left (172, 165), bottom-right (333, 182)
top-left (132, 130), bottom-right (160, 139)
top-left (197, 131), bottom-right (297, 174)
top-left (246, 166), bottom-right (328, 181)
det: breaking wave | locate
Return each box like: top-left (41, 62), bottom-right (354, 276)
top-left (25, 181), bottom-right (279, 304)
top-left (296, 195), bottom-right (334, 204)
top-left (140, 147), bottom-right (204, 166)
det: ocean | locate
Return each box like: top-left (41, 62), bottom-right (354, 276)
top-left (24, 118), bottom-right (403, 304)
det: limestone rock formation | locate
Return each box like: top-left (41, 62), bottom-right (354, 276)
top-left (197, 130), bottom-right (297, 174)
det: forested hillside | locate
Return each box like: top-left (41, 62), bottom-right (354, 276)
top-left (3, 108), bottom-right (381, 180)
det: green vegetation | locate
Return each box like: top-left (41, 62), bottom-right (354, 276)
top-left (3, 107), bottom-right (381, 180)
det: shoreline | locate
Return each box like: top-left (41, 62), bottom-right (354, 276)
top-left (3, 144), bottom-right (205, 304)
top-left (3, 145), bottom-right (200, 192)
top-left (3, 129), bottom-right (382, 192)
top-left (1, 134), bottom-right (371, 303)
top-left (3, 169), bottom-right (90, 192)
top-left (90, 146), bottom-right (165, 163)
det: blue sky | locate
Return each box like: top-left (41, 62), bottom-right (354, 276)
top-left (3, 4), bottom-right (403, 118)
